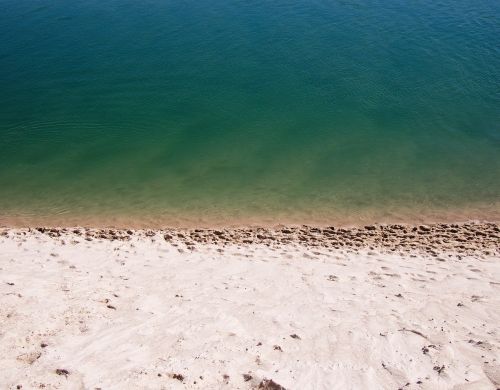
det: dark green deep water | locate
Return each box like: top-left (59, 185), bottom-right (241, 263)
top-left (1, 0), bottom-right (499, 226)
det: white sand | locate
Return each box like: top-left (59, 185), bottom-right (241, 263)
top-left (1, 230), bottom-right (499, 389)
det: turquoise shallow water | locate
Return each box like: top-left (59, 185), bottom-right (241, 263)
top-left (1, 0), bottom-right (499, 226)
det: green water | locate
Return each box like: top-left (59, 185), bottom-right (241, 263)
top-left (1, 0), bottom-right (499, 226)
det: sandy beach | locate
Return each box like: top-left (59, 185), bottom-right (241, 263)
top-left (1, 222), bottom-right (499, 389)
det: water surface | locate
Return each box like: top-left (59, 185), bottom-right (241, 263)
top-left (1, 0), bottom-right (499, 226)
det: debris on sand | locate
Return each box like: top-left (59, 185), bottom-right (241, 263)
top-left (257, 378), bottom-right (286, 389)
top-left (171, 373), bottom-right (184, 382)
top-left (55, 369), bottom-right (70, 377)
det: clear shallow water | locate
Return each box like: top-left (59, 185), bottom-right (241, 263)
top-left (1, 0), bottom-right (499, 226)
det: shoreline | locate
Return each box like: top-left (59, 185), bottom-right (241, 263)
top-left (2, 221), bottom-right (498, 258)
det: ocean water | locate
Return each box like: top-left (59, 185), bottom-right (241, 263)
top-left (1, 0), bottom-right (499, 226)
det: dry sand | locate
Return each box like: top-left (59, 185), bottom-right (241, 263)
top-left (0, 223), bottom-right (499, 389)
